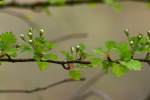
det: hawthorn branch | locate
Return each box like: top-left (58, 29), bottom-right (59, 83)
top-left (0, 0), bottom-right (147, 11)
top-left (0, 78), bottom-right (85, 94)
top-left (0, 58), bottom-right (149, 65)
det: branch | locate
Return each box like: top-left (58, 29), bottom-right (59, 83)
top-left (0, 0), bottom-right (147, 10)
top-left (0, 58), bottom-right (149, 65)
top-left (0, 78), bottom-right (85, 94)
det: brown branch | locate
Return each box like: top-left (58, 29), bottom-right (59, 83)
top-left (0, 0), bottom-right (147, 10)
top-left (0, 58), bottom-right (149, 65)
top-left (0, 78), bottom-right (85, 94)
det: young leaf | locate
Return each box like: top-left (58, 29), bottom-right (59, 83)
top-left (61, 51), bottom-right (74, 60)
top-left (120, 60), bottom-right (142, 71)
top-left (112, 63), bottom-right (128, 77)
top-left (90, 57), bottom-right (102, 67)
top-left (48, 0), bottom-right (65, 5)
top-left (20, 44), bottom-right (32, 53)
top-left (0, 32), bottom-right (16, 50)
top-left (117, 42), bottom-right (132, 61)
top-left (5, 48), bottom-right (17, 57)
top-left (69, 69), bottom-right (81, 80)
top-left (37, 61), bottom-right (49, 71)
top-left (49, 53), bottom-right (58, 60)
top-left (105, 41), bottom-right (117, 51)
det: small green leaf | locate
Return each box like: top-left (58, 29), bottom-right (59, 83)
top-left (37, 61), bottom-right (49, 71)
top-left (48, 0), bottom-right (65, 5)
top-left (103, 0), bottom-right (122, 12)
top-left (102, 61), bottom-right (111, 73)
top-left (0, 32), bottom-right (16, 50)
top-left (0, 0), bottom-right (5, 5)
top-left (69, 69), bottom-right (81, 80)
top-left (61, 51), bottom-right (74, 60)
top-left (105, 41), bottom-right (117, 51)
top-left (20, 44), bottom-right (32, 53)
top-left (120, 60), bottom-right (142, 71)
top-left (112, 63), bottom-right (128, 77)
top-left (5, 48), bottom-right (17, 57)
top-left (117, 42), bottom-right (132, 61)
top-left (49, 53), bottom-right (58, 60)
top-left (90, 57), bottom-right (102, 67)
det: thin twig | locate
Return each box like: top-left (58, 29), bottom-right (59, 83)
top-left (0, 0), bottom-right (147, 10)
top-left (0, 78), bottom-right (85, 94)
top-left (0, 58), bottom-right (149, 65)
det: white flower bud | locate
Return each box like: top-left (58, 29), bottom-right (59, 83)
top-left (71, 47), bottom-right (75, 53)
top-left (40, 28), bottom-right (44, 33)
top-left (20, 34), bottom-right (25, 38)
top-left (28, 32), bottom-right (32, 36)
top-left (40, 28), bottom-right (44, 37)
top-left (29, 39), bottom-right (33, 44)
top-left (76, 45), bottom-right (80, 52)
top-left (130, 40), bottom-right (134, 44)
top-left (124, 29), bottom-right (129, 33)
top-left (138, 34), bottom-right (142, 38)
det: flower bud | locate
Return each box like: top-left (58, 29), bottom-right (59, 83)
top-left (28, 39), bottom-right (33, 44)
top-left (71, 47), bottom-right (75, 54)
top-left (40, 28), bottom-right (44, 37)
top-left (124, 29), bottom-right (129, 37)
top-left (130, 40), bottom-right (134, 45)
top-left (124, 29), bottom-right (129, 33)
top-left (20, 34), bottom-right (26, 41)
top-left (138, 33), bottom-right (143, 39)
top-left (76, 45), bottom-right (80, 52)
top-left (27, 32), bottom-right (33, 39)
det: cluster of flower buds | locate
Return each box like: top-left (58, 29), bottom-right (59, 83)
top-left (20, 28), bottom-right (45, 45)
top-left (70, 45), bottom-right (81, 54)
top-left (70, 44), bottom-right (82, 60)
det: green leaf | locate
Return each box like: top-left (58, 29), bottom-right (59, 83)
top-left (61, 51), bottom-right (74, 60)
top-left (69, 69), bottom-right (81, 80)
top-left (90, 57), bottom-right (102, 67)
top-left (5, 48), bottom-right (17, 57)
top-left (120, 60), bottom-right (142, 71)
top-left (117, 42), bottom-right (132, 61)
top-left (103, 0), bottom-right (122, 12)
top-left (112, 63), bottom-right (128, 77)
top-left (0, 0), bottom-right (5, 5)
top-left (37, 61), bottom-right (49, 71)
top-left (102, 61), bottom-right (111, 73)
top-left (48, 0), bottom-right (65, 5)
top-left (0, 32), bottom-right (16, 50)
top-left (105, 41), bottom-right (117, 51)
top-left (20, 44), bottom-right (32, 53)
top-left (49, 53), bottom-right (58, 60)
